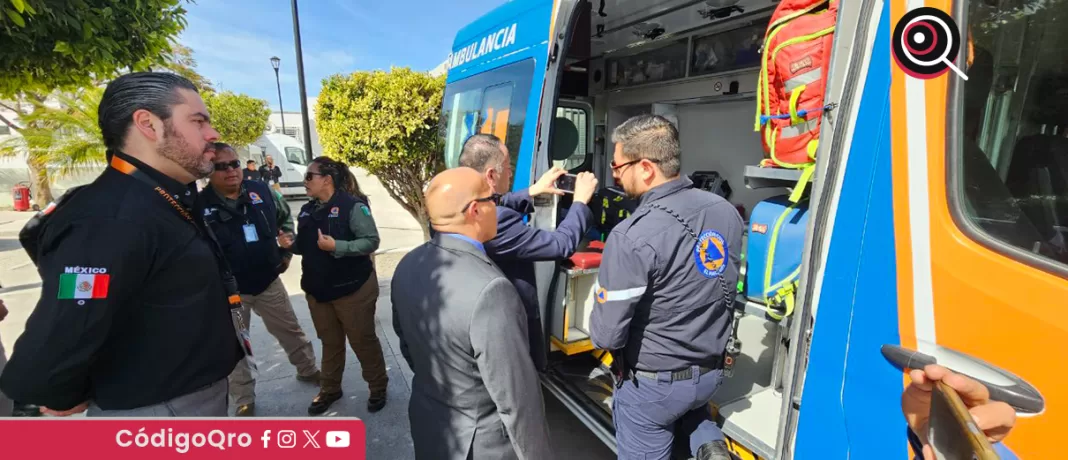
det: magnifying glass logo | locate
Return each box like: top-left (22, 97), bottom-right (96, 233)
top-left (892, 7), bottom-right (969, 81)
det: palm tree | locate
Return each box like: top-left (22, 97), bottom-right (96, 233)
top-left (0, 42), bottom-right (210, 207)
top-left (0, 87), bottom-right (106, 205)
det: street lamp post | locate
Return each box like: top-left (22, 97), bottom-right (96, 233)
top-left (290, 0), bottom-right (315, 164)
top-left (270, 56), bottom-right (286, 134)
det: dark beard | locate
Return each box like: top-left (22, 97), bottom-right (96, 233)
top-left (158, 121), bottom-right (213, 179)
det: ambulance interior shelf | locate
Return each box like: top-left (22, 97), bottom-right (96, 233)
top-left (743, 165), bottom-right (818, 190)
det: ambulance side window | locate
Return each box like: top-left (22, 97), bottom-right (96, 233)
top-left (441, 59), bottom-right (535, 169)
top-left (954, 1), bottom-right (1068, 268)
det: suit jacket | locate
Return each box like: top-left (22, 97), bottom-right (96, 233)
top-left (484, 190), bottom-right (592, 370)
top-left (391, 234), bottom-right (553, 460)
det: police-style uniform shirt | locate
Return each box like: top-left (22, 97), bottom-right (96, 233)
top-left (293, 191), bottom-right (380, 302)
top-left (199, 180), bottom-right (293, 296)
top-left (259, 164), bottom-right (282, 185)
top-left (589, 176), bottom-right (743, 372)
top-left (243, 168), bottom-right (262, 182)
top-left (0, 151), bottom-right (243, 411)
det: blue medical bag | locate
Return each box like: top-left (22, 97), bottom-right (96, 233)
top-left (744, 195), bottom-right (810, 313)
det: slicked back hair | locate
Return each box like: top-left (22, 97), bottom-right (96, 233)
top-left (98, 72), bottom-right (199, 152)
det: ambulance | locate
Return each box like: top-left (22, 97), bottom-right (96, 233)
top-left (439, 0), bottom-right (1066, 457)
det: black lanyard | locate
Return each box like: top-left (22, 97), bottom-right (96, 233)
top-left (109, 155), bottom-right (242, 309)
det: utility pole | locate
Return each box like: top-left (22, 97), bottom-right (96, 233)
top-left (290, 0), bottom-right (315, 164)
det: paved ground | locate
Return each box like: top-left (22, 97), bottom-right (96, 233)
top-left (0, 201), bottom-right (614, 459)
top-left (348, 168), bottom-right (426, 253)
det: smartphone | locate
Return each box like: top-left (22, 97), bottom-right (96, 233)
top-left (556, 174), bottom-right (577, 194)
top-left (927, 380), bottom-right (1000, 460)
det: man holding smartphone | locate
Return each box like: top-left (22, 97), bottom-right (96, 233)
top-left (457, 134), bottom-right (598, 371)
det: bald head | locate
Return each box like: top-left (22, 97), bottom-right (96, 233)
top-left (426, 167), bottom-right (498, 242)
top-left (426, 167), bottom-right (485, 223)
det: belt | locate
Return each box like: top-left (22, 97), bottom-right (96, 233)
top-left (632, 365), bottom-right (716, 382)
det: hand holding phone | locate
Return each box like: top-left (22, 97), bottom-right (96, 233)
top-left (555, 174), bottom-right (577, 194)
top-left (928, 380), bottom-right (1000, 460)
top-left (902, 365), bottom-right (1016, 460)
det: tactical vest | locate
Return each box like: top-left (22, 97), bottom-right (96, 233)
top-left (200, 180), bottom-right (282, 296)
top-left (296, 191), bottom-right (373, 302)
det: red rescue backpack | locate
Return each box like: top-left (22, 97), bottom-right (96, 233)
top-left (754, 0), bottom-right (839, 202)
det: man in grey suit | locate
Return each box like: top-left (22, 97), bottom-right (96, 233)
top-left (391, 167), bottom-right (552, 460)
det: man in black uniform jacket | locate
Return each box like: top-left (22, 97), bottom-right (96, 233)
top-left (0, 72), bottom-right (244, 417)
top-left (244, 160), bottom-right (262, 182)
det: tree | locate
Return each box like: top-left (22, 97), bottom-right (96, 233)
top-left (203, 91), bottom-right (271, 148)
top-left (0, 0), bottom-right (190, 97)
top-left (1, 0), bottom-right (191, 205)
top-left (316, 67), bottom-right (446, 240)
top-left (0, 42), bottom-right (213, 207)
top-left (0, 87), bottom-right (106, 205)
top-left (162, 44), bottom-right (213, 92)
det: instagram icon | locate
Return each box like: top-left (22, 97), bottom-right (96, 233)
top-left (277, 430), bottom-right (297, 449)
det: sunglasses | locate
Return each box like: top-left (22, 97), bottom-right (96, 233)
top-left (213, 160), bottom-right (241, 171)
top-left (304, 172), bottom-right (327, 182)
top-left (461, 193), bottom-right (501, 213)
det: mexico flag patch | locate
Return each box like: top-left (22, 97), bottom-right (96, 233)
top-left (58, 273), bottom-right (110, 299)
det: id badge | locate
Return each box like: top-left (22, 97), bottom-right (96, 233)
top-left (230, 309), bottom-right (258, 373)
top-left (243, 223), bottom-right (259, 242)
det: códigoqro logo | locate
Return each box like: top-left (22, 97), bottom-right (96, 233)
top-left (0, 418), bottom-right (365, 459)
top-left (892, 7), bottom-right (968, 81)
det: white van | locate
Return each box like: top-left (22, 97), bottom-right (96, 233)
top-left (247, 133), bottom-right (309, 197)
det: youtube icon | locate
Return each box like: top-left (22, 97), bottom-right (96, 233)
top-left (326, 431), bottom-right (350, 448)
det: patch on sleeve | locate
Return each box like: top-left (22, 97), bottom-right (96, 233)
top-left (248, 192), bottom-right (264, 204)
top-left (692, 230), bottom-right (728, 279)
top-left (58, 267), bottom-right (110, 300)
top-left (360, 205), bottom-right (371, 216)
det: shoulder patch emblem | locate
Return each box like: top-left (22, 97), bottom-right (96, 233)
top-left (595, 287), bottom-right (607, 304)
top-left (248, 192), bottom-right (263, 204)
top-left (692, 230), bottom-right (728, 279)
top-left (58, 268), bottom-right (109, 300)
top-left (360, 205), bottom-right (371, 216)
top-left (329, 206), bottom-right (340, 218)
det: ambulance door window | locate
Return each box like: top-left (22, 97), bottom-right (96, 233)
top-left (553, 106), bottom-right (589, 171)
top-left (954, 0), bottom-right (1068, 268)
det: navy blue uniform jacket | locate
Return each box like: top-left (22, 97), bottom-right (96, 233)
top-left (484, 189), bottom-right (592, 371)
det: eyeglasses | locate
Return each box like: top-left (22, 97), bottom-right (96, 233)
top-left (213, 160), bottom-right (241, 171)
top-left (461, 193), bottom-right (501, 213)
top-left (304, 172), bottom-right (327, 182)
top-left (611, 159), bottom-right (641, 170)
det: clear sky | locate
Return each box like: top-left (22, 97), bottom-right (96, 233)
top-left (179, 0), bottom-right (503, 112)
